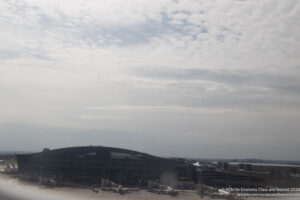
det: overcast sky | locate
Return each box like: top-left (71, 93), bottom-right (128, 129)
top-left (0, 0), bottom-right (300, 160)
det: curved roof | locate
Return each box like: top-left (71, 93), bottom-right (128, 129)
top-left (19, 146), bottom-right (168, 161)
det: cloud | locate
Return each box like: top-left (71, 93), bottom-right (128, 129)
top-left (0, 0), bottom-right (300, 160)
top-left (135, 67), bottom-right (300, 94)
top-left (86, 105), bottom-right (233, 113)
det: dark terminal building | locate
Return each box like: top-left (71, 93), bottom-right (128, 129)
top-left (17, 146), bottom-right (193, 186)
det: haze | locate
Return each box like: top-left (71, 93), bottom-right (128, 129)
top-left (0, 0), bottom-right (300, 160)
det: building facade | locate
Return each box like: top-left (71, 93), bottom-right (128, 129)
top-left (17, 146), bottom-right (186, 185)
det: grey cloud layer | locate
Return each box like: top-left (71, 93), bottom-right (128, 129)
top-left (132, 67), bottom-right (300, 110)
top-left (136, 68), bottom-right (300, 93)
top-left (0, 0), bottom-right (300, 160)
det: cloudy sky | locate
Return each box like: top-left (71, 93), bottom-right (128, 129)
top-left (0, 0), bottom-right (300, 160)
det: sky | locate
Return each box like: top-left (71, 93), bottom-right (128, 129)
top-left (0, 0), bottom-right (300, 160)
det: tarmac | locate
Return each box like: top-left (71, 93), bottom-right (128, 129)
top-left (0, 172), bottom-right (299, 200)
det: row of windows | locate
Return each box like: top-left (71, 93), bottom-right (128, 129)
top-left (76, 151), bottom-right (145, 160)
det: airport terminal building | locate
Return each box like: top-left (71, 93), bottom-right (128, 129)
top-left (17, 146), bottom-right (190, 185)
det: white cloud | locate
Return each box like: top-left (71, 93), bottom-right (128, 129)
top-left (0, 0), bottom-right (300, 159)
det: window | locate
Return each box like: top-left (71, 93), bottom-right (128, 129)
top-left (110, 152), bottom-right (143, 160)
top-left (77, 152), bottom-right (96, 158)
